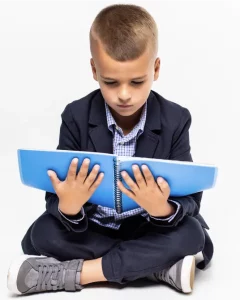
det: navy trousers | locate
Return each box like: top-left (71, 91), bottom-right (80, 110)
top-left (21, 212), bottom-right (205, 284)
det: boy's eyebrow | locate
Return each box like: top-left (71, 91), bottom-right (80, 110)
top-left (100, 75), bottom-right (147, 80)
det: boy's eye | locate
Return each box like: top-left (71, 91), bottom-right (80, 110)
top-left (104, 81), bottom-right (144, 85)
top-left (132, 81), bottom-right (144, 85)
top-left (104, 82), bottom-right (115, 85)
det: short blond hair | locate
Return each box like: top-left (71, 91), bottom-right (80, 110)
top-left (90, 4), bottom-right (158, 61)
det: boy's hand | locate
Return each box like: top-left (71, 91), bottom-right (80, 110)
top-left (117, 164), bottom-right (175, 217)
top-left (47, 158), bottom-right (104, 215)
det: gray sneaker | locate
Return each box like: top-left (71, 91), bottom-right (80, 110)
top-left (7, 254), bottom-right (84, 295)
top-left (146, 255), bottom-right (196, 294)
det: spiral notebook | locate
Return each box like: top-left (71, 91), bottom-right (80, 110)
top-left (17, 149), bottom-right (218, 213)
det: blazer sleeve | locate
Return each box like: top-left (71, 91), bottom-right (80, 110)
top-left (45, 104), bottom-right (88, 232)
top-left (149, 107), bottom-right (202, 227)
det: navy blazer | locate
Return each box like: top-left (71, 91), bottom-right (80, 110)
top-left (45, 88), bottom-right (213, 269)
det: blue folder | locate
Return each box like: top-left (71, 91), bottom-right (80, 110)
top-left (17, 149), bottom-right (218, 213)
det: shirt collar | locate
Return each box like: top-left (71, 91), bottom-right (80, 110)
top-left (105, 101), bottom-right (147, 134)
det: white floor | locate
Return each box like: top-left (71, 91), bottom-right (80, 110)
top-left (0, 152), bottom-right (238, 300)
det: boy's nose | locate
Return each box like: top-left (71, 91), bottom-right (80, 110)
top-left (117, 90), bottom-right (131, 102)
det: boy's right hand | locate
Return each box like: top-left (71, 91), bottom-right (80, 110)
top-left (47, 158), bottom-right (104, 215)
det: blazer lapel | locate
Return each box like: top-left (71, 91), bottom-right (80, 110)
top-left (88, 90), bottom-right (113, 154)
top-left (135, 91), bottom-right (163, 158)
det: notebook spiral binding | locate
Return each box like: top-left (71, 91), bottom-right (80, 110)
top-left (113, 157), bottom-right (122, 214)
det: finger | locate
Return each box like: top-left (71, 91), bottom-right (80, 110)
top-left (89, 172), bottom-right (105, 193)
top-left (132, 165), bottom-right (146, 188)
top-left (47, 170), bottom-right (61, 191)
top-left (157, 177), bottom-right (170, 195)
top-left (141, 165), bottom-right (155, 187)
top-left (77, 158), bottom-right (90, 183)
top-left (117, 180), bottom-right (136, 200)
top-left (121, 170), bottom-right (139, 193)
top-left (84, 164), bottom-right (100, 187)
top-left (66, 158), bottom-right (78, 182)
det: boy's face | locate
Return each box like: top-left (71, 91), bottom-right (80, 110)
top-left (90, 41), bottom-right (160, 117)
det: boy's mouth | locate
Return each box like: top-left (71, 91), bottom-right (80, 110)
top-left (117, 104), bottom-right (133, 108)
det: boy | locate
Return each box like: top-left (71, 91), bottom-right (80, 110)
top-left (7, 4), bottom-right (213, 296)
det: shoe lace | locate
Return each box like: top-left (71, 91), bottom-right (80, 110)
top-left (36, 263), bottom-right (64, 291)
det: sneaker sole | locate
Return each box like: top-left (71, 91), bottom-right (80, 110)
top-left (7, 254), bottom-right (46, 295)
top-left (180, 255), bottom-right (196, 294)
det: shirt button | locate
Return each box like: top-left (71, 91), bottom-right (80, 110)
top-left (120, 142), bottom-right (124, 145)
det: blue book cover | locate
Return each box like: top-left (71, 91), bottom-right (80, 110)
top-left (17, 149), bottom-right (218, 213)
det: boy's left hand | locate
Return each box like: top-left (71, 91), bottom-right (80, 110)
top-left (117, 164), bottom-right (175, 217)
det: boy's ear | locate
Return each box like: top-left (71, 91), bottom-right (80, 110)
top-left (154, 57), bottom-right (160, 81)
top-left (90, 58), bottom-right (98, 81)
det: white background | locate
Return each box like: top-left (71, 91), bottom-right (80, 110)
top-left (0, 0), bottom-right (239, 299)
